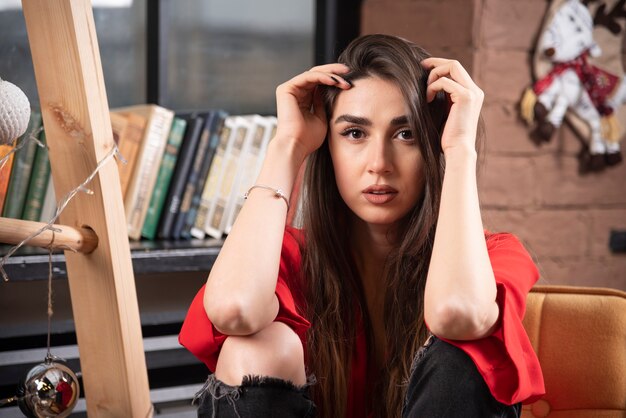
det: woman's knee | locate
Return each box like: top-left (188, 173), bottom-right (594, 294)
top-left (408, 337), bottom-right (489, 396)
top-left (403, 337), bottom-right (519, 418)
top-left (215, 321), bottom-right (306, 386)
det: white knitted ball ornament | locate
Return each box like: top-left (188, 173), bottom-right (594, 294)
top-left (0, 77), bottom-right (31, 145)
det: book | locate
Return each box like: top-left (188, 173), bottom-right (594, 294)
top-left (2, 110), bottom-right (42, 219)
top-left (140, 116), bottom-right (187, 240)
top-left (204, 116), bottom-right (250, 239)
top-left (157, 114), bottom-right (204, 240)
top-left (170, 111), bottom-right (214, 240)
top-left (180, 110), bottom-right (228, 239)
top-left (22, 129), bottom-right (51, 221)
top-left (191, 116), bottom-right (235, 239)
top-left (111, 111), bottom-right (147, 199)
top-left (39, 174), bottom-right (56, 222)
top-left (0, 143), bottom-right (16, 214)
top-left (117, 104), bottom-right (175, 240)
top-left (223, 115), bottom-right (276, 235)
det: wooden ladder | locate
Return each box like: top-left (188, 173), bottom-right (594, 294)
top-left (0, 0), bottom-right (152, 416)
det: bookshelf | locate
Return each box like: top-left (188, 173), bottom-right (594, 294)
top-left (1, 239), bottom-right (222, 281)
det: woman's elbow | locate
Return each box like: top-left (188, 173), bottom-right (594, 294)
top-left (204, 296), bottom-right (258, 335)
top-left (425, 298), bottom-right (498, 341)
top-left (203, 293), bottom-right (265, 336)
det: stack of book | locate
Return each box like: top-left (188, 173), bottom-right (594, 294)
top-left (0, 105), bottom-right (278, 241)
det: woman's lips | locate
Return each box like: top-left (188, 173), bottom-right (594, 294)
top-left (362, 185), bottom-right (398, 204)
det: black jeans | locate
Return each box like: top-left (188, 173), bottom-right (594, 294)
top-left (195, 336), bottom-right (521, 418)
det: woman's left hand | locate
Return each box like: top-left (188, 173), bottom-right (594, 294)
top-left (421, 58), bottom-right (484, 155)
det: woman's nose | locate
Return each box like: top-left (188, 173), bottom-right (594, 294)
top-left (367, 138), bottom-right (392, 175)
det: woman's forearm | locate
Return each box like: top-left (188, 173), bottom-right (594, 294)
top-left (424, 146), bottom-right (499, 340)
top-left (204, 137), bottom-right (305, 336)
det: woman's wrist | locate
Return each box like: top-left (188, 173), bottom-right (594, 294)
top-left (268, 134), bottom-right (310, 163)
top-left (443, 143), bottom-right (477, 165)
top-left (268, 134), bottom-right (310, 168)
top-left (255, 138), bottom-right (307, 200)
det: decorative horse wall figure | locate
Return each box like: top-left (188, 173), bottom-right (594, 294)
top-left (521, 0), bottom-right (624, 171)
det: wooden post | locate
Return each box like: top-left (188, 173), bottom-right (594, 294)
top-left (0, 217), bottom-right (98, 253)
top-left (21, 1), bottom-right (152, 416)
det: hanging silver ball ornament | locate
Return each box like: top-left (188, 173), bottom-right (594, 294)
top-left (0, 77), bottom-right (31, 145)
top-left (17, 357), bottom-right (80, 418)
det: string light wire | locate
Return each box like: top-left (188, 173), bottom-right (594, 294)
top-left (0, 126), bottom-right (44, 171)
top-left (0, 143), bottom-right (122, 281)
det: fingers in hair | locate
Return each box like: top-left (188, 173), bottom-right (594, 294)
top-left (422, 58), bottom-right (476, 90)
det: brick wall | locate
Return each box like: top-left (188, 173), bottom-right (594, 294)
top-left (362, 0), bottom-right (626, 290)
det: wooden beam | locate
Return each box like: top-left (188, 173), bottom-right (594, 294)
top-left (0, 217), bottom-right (98, 253)
top-left (21, 1), bottom-right (152, 416)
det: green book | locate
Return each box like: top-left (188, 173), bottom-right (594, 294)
top-left (141, 116), bottom-right (187, 240)
top-left (22, 130), bottom-right (51, 221)
top-left (2, 110), bottom-right (42, 219)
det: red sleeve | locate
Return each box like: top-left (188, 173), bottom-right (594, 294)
top-left (441, 233), bottom-right (545, 405)
top-left (178, 226), bottom-right (311, 371)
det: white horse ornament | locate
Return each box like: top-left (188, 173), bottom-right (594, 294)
top-left (521, 0), bottom-right (624, 172)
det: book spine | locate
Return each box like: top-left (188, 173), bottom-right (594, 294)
top-left (223, 116), bottom-right (264, 235)
top-left (205, 116), bottom-right (248, 239)
top-left (141, 117), bottom-right (187, 240)
top-left (0, 144), bottom-right (16, 214)
top-left (2, 110), bottom-right (42, 219)
top-left (171, 112), bottom-right (215, 239)
top-left (22, 130), bottom-right (51, 221)
top-left (116, 113), bottom-right (146, 199)
top-left (224, 116), bottom-right (276, 234)
top-left (125, 106), bottom-right (174, 240)
top-left (194, 117), bottom-right (234, 239)
top-left (181, 111), bottom-right (227, 239)
top-left (39, 175), bottom-right (56, 222)
top-left (157, 116), bottom-right (204, 240)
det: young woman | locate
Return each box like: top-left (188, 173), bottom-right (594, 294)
top-left (180, 34), bottom-right (545, 417)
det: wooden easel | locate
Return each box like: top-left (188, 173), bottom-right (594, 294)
top-left (0, 0), bottom-right (152, 416)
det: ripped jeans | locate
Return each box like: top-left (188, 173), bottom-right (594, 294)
top-left (194, 336), bottom-right (522, 418)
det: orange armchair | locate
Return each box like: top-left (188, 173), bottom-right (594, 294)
top-left (522, 286), bottom-right (626, 418)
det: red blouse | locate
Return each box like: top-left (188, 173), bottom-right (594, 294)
top-left (179, 227), bottom-right (545, 416)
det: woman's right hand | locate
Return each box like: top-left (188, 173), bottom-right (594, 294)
top-left (274, 63), bottom-right (352, 161)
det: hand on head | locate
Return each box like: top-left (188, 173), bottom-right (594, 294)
top-left (421, 58), bottom-right (484, 155)
top-left (274, 63), bottom-right (352, 162)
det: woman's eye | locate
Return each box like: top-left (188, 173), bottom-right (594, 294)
top-left (396, 129), bottom-right (414, 141)
top-left (341, 128), bottom-right (364, 140)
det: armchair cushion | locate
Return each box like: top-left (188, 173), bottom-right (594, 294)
top-left (521, 285), bottom-right (626, 418)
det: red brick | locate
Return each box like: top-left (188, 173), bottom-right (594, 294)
top-left (537, 257), bottom-right (626, 290)
top-left (479, 0), bottom-right (547, 50)
top-left (589, 209), bottom-right (626, 257)
top-left (481, 102), bottom-right (558, 155)
top-left (476, 49), bottom-right (533, 104)
top-left (535, 154), bottom-right (626, 206)
top-left (478, 156), bottom-right (536, 208)
top-left (482, 209), bottom-right (589, 258)
top-left (361, 0), bottom-right (474, 49)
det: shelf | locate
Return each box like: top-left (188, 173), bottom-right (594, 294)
top-left (0, 238), bottom-right (223, 281)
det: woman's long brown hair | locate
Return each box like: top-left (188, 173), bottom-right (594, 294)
top-left (300, 34), bottom-right (451, 417)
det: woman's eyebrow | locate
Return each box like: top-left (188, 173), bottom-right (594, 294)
top-left (390, 115), bottom-right (409, 126)
top-left (334, 115), bottom-right (409, 126)
top-left (334, 114), bottom-right (371, 126)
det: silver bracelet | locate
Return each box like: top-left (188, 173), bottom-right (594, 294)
top-left (244, 184), bottom-right (290, 208)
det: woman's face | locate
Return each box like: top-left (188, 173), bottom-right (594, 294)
top-left (328, 76), bottom-right (425, 228)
